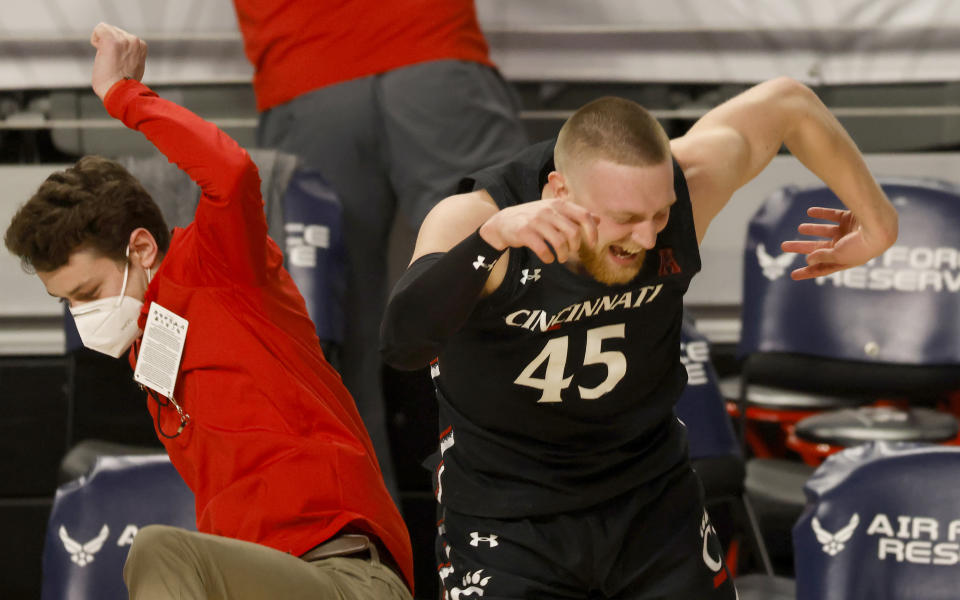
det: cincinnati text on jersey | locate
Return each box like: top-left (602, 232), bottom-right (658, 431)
top-left (504, 284), bottom-right (664, 332)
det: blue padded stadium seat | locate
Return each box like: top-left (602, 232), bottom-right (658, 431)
top-left (794, 442), bottom-right (960, 600)
top-left (739, 178), bottom-right (960, 399)
top-left (676, 318), bottom-right (740, 465)
top-left (41, 454), bottom-right (194, 600)
top-left (739, 179), bottom-right (960, 570)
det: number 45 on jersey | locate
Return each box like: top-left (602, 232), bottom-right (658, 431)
top-left (515, 324), bottom-right (626, 403)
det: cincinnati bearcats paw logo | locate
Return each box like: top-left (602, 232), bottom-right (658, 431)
top-left (450, 569), bottom-right (492, 599)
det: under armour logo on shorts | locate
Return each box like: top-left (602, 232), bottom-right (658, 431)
top-left (469, 532), bottom-right (499, 547)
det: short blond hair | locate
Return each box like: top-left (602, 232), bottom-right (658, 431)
top-left (555, 97), bottom-right (671, 174)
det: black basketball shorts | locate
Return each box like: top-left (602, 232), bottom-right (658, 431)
top-left (435, 464), bottom-right (737, 599)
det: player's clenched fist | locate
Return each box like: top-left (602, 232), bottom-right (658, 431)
top-left (479, 198), bottom-right (598, 264)
top-left (90, 23), bottom-right (148, 101)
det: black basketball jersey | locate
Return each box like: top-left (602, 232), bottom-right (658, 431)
top-left (432, 139), bottom-right (702, 518)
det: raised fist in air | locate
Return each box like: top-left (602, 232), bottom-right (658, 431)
top-left (90, 23), bottom-right (147, 101)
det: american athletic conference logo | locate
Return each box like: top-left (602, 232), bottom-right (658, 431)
top-left (658, 248), bottom-right (682, 276)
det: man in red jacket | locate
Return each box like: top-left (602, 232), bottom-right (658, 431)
top-left (231, 0), bottom-right (530, 494)
top-left (4, 23), bottom-right (413, 599)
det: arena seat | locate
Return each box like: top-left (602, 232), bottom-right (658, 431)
top-left (676, 316), bottom-right (777, 581)
top-left (793, 406), bottom-right (957, 453)
top-left (58, 440), bottom-right (165, 485)
top-left (736, 178), bottom-right (960, 570)
top-left (794, 442), bottom-right (960, 600)
top-left (737, 178), bottom-right (960, 448)
top-left (41, 453), bottom-right (194, 600)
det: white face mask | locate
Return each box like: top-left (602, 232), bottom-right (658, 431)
top-left (69, 251), bottom-right (150, 358)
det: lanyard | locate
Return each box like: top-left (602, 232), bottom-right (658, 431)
top-left (141, 385), bottom-right (191, 439)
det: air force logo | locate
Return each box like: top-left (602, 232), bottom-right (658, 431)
top-left (757, 243), bottom-right (796, 281)
top-left (59, 524), bottom-right (109, 567)
top-left (813, 514), bottom-right (860, 556)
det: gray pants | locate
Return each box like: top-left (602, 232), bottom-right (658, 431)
top-left (257, 60), bottom-right (528, 495)
top-left (123, 525), bottom-right (411, 599)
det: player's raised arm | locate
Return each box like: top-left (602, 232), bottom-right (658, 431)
top-left (671, 76), bottom-right (898, 279)
top-left (381, 190), bottom-right (598, 370)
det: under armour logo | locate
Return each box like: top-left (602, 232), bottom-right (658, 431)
top-left (812, 514), bottom-right (860, 556)
top-left (473, 256), bottom-right (494, 271)
top-left (469, 532), bottom-right (499, 548)
top-left (658, 248), bottom-right (682, 276)
top-left (520, 268), bottom-right (540, 285)
top-left (59, 524), bottom-right (109, 567)
top-left (756, 243), bottom-right (796, 281)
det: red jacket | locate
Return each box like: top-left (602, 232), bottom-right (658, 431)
top-left (106, 79), bottom-right (414, 591)
top-left (233, 0), bottom-right (495, 111)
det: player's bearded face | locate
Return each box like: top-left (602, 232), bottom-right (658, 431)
top-left (558, 157), bottom-right (674, 285)
top-left (577, 239), bottom-right (646, 285)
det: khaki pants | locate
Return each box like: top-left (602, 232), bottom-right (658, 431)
top-left (123, 525), bottom-right (412, 600)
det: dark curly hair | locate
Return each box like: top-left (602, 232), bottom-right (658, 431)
top-left (4, 156), bottom-right (170, 273)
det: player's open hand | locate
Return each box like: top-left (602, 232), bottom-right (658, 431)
top-left (90, 23), bottom-right (147, 101)
top-left (479, 198), bottom-right (599, 264)
top-left (781, 207), bottom-right (892, 280)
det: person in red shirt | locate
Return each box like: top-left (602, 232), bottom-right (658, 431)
top-left (4, 23), bottom-right (413, 599)
top-left (231, 0), bottom-right (530, 495)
